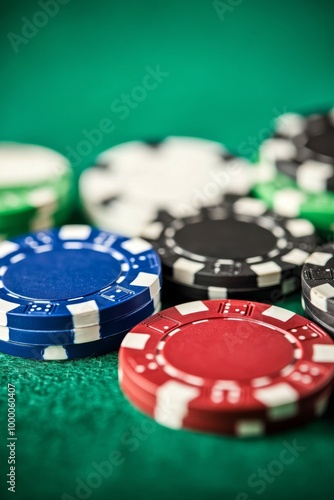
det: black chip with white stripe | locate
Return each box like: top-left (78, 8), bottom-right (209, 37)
top-left (302, 295), bottom-right (334, 338)
top-left (143, 197), bottom-right (317, 289)
top-left (302, 243), bottom-right (334, 317)
top-left (260, 109), bottom-right (334, 193)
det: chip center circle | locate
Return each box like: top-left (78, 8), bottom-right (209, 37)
top-left (173, 220), bottom-right (277, 260)
top-left (162, 318), bottom-right (295, 381)
top-left (3, 248), bottom-right (122, 300)
top-left (306, 127), bottom-right (334, 158)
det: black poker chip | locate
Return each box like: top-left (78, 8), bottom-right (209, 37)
top-left (142, 196), bottom-right (317, 290)
top-left (302, 242), bottom-right (334, 316)
top-left (259, 109), bottom-right (334, 193)
top-left (302, 295), bottom-right (334, 338)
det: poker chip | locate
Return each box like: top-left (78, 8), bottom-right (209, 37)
top-left (302, 295), bottom-right (334, 338)
top-left (301, 243), bottom-right (334, 317)
top-left (252, 173), bottom-right (334, 232)
top-left (259, 110), bottom-right (334, 193)
top-left (143, 197), bottom-right (316, 290)
top-left (0, 327), bottom-right (131, 361)
top-left (0, 225), bottom-right (162, 331)
top-left (120, 362), bottom-right (332, 436)
top-left (79, 137), bottom-right (255, 237)
top-left (119, 299), bottom-right (334, 436)
top-left (0, 143), bottom-right (74, 234)
top-left (0, 302), bottom-right (161, 361)
top-left (0, 293), bottom-right (161, 345)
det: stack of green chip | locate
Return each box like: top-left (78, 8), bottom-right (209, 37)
top-left (253, 109), bottom-right (334, 235)
top-left (0, 143), bottom-right (74, 240)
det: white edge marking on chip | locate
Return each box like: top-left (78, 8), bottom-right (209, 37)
top-left (235, 420), bottom-right (265, 437)
top-left (305, 252), bottom-right (333, 266)
top-left (28, 188), bottom-right (56, 208)
top-left (261, 138), bottom-right (296, 162)
top-left (43, 345), bottom-right (68, 361)
top-left (0, 299), bottom-right (21, 325)
top-left (0, 326), bottom-right (9, 341)
top-left (297, 161), bottom-right (333, 193)
top-left (313, 344), bottom-right (334, 363)
top-left (74, 324), bottom-right (101, 344)
top-left (140, 222), bottom-right (164, 241)
top-left (66, 300), bottom-right (100, 328)
top-left (310, 284), bottom-right (334, 311)
top-left (208, 286), bottom-right (228, 299)
top-left (59, 225), bottom-right (92, 240)
top-left (281, 248), bottom-right (309, 266)
top-left (262, 305), bottom-right (295, 322)
top-left (275, 113), bottom-right (306, 137)
top-left (254, 383), bottom-right (299, 407)
top-left (285, 219), bottom-right (315, 237)
top-left (0, 241), bottom-right (20, 259)
top-left (250, 261), bottom-right (282, 287)
top-left (267, 402), bottom-right (298, 420)
top-left (121, 332), bottom-right (150, 350)
top-left (273, 189), bottom-right (305, 218)
top-left (154, 381), bottom-right (200, 429)
top-left (233, 197), bottom-right (267, 217)
top-left (173, 258), bottom-right (205, 285)
top-left (175, 301), bottom-right (209, 315)
top-left (121, 238), bottom-right (153, 255)
top-left (131, 272), bottom-right (160, 297)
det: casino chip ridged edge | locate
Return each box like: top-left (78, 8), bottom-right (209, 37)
top-left (0, 293), bottom-right (161, 345)
top-left (302, 295), bottom-right (334, 338)
top-left (119, 299), bottom-right (334, 436)
top-left (302, 243), bottom-right (334, 318)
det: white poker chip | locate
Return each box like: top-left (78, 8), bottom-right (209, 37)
top-left (79, 137), bottom-right (255, 236)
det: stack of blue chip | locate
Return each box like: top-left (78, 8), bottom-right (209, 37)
top-left (0, 225), bottom-right (162, 360)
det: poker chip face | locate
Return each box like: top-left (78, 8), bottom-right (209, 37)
top-left (119, 300), bottom-right (334, 434)
top-left (143, 197), bottom-right (316, 289)
top-left (79, 137), bottom-right (255, 237)
top-left (302, 244), bottom-right (334, 316)
top-left (259, 110), bottom-right (334, 193)
top-left (0, 225), bottom-right (162, 331)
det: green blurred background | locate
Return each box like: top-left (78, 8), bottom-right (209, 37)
top-left (1, 0), bottom-right (334, 499)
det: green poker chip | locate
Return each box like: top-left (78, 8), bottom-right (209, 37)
top-left (0, 142), bottom-right (74, 234)
top-left (253, 173), bottom-right (334, 231)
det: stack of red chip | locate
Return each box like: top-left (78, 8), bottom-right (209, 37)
top-left (119, 299), bottom-right (334, 437)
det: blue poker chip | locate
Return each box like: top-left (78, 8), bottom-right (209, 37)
top-left (0, 293), bottom-right (161, 345)
top-left (0, 328), bottom-right (129, 361)
top-left (0, 225), bottom-right (162, 331)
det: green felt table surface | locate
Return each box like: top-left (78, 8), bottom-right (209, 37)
top-left (1, 0), bottom-right (334, 499)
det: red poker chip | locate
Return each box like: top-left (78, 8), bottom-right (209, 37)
top-left (119, 299), bottom-right (334, 433)
top-left (120, 370), bottom-right (332, 436)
